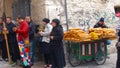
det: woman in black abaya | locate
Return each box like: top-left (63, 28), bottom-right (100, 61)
top-left (50, 19), bottom-right (66, 68)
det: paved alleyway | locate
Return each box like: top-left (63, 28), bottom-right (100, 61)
top-left (0, 53), bottom-right (117, 68)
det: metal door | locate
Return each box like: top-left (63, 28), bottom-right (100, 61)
top-left (12, 0), bottom-right (31, 20)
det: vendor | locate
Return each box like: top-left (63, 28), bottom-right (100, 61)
top-left (94, 17), bottom-right (107, 28)
top-left (94, 17), bottom-right (110, 58)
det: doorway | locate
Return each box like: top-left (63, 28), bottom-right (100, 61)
top-left (12, 0), bottom-right (31, 19)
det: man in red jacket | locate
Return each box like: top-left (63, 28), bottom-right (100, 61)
top-left (16, 17), bottom-right (29, 41)
top-left (14, 16), bottom-right (31, 68)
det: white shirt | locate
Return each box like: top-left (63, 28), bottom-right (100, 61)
top-left (41, 23), bottom-right (53, 43)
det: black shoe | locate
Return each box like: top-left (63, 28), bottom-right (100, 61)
top-left (31, 63), bottom-right (34, 66)
top-left (23, 66), bottom-right (31, 68)
top-left (3, 58), bottom-right (8, 62)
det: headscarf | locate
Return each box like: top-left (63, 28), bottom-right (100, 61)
top-left (52, 18), bottom-right (60, 26)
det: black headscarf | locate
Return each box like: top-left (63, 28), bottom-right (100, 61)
top-left (52, 18), bottom-right (60, 26)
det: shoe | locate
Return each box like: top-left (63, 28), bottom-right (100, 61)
top-left (3, 58), bottom-right (8, 62)
top-left (17, 60), bottom-right (23, 66)
top-left (49, 64), bottom-right (52, 67)
top-left (31, 63), bottom-right (34, 66)
top-left (28, 66), bottom-right (31, 68)
top-left (44, 65), bottom-right (47, 68)
top-left (0, 58), bottom-right (3, 61)
top-left (47, 64), bottom-right (52, 68)
top-left (10, 61), bottom-right (14, 64)
top-left (11, 62), bottom-right (17, 67)
top-left (23, 66), bottom-right (31, 68)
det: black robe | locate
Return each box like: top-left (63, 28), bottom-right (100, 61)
top-left (6, 22), bottom-right (20, 62)
top-left (50, 25), bottom-right (66, 68)
top-left (0, 24), bottom-right (7, 59)
top-left (0, 24), bottom-right (4, 42)
top-left (6, 22), bottom-right (17, 43)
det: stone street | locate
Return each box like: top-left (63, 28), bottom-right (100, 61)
top-left (0, 53), bottom-right (117, 68)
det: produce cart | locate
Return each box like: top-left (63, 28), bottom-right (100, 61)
top-left (68, 39), bottom-right (108, 67)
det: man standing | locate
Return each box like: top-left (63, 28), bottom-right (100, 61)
top-left (0, 17), bottom-right (7, 60)
top-left (0, 27), bottom-right (2, 61)
top-left (6, 17), bottom-right (20, 66)
top-left (0, 17), bottom-right (7, 61)
top-left (25, 16), bottom-right (35, 66)
top-left (14, 16), bottom-right (31, 68)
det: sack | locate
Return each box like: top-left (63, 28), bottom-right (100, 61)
top-left (116, 42), bottom-right (120, 47)
top-left (106, 40), bottom-right (111, 45)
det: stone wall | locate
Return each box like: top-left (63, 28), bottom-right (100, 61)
top-left (0, 0), bottom-right (13, 17)
top-left (5, 0), bottom-right (13, 17)
top-left (31, 0), bottom-right (46, 24)
top-left (0, 0), bottom-right (3, 16)
top-left (45, 0), bottom-right (120, 31)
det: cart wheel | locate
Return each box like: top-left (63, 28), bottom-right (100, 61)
top-left (68, 53), bottom-right (81, 67)
top-left (95, 51), bottom-right (106, 65)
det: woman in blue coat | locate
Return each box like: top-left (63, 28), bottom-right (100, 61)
top-left (50, 19), bottom-right (66, 68)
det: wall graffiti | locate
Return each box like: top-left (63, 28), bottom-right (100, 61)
top-left (60, 7), bottom-right (118, 29)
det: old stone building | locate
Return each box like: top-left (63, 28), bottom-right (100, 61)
top-left (0, 0), bottom-right (119, 30)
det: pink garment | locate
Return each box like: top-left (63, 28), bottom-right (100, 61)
top-left (116, 13), bottom-right (120, 17)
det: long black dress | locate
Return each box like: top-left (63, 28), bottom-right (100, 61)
top-left (6, 22), bottom-right (20, 62)
top-left (50, 25), bottom-right (66, 68)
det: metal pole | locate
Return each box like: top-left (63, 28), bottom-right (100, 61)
top-left (64, 0), bottom-right (71, 55)
top-left (64, 0), bottom-right (69, 30)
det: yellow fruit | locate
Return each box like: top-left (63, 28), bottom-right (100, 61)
top-left (89, 32), bottom-right (98, 40)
